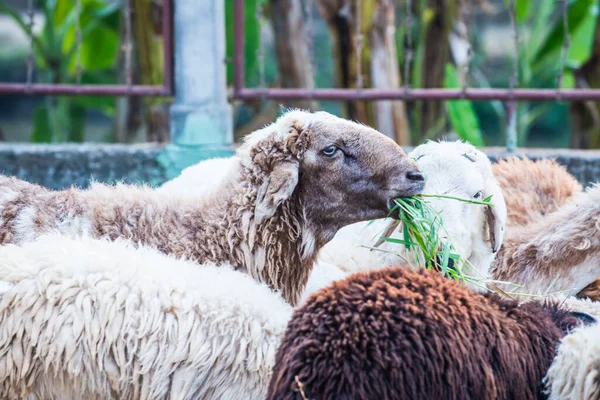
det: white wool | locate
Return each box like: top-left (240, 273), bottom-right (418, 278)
top-left (0, 234), bottom-right (292, 400)
top-left (299, 261), bottom-right (347, 305)
top-left (317, 140), bottom-right (507, 289)
top-left (158, 157), bottom-right (236, 198)
top-left (545, 322), bottom-right (600, 400)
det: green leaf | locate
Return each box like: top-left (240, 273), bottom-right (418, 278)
top-left (565, 4), bottom-right (598, 69)
top-left (78, 26), bottom-right (119, 71)
top-left (225, 0), bottom-right (261, 85)
top-left (533, 0), bottom-right (597, 65)
top-left (503, 0), bottom-right (533, 23)
top-left (561, 70), bottom-right (576, 88)
top-left (0, 3), bottom-right (47, 58)
top-left (31, 106), bottom-right (52, 143)
top-left (443, 64), bottom-right (484, 146)
top-left (381, 237), bottom-right (419, 247)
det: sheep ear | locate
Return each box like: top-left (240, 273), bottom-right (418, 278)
top-left (255, 160), bottom-right (299, 225)
top-left (483, 177), bottom-right (507, 253)
top-left (569, 311), bottom-right (598, 326)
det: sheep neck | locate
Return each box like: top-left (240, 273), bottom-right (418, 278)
top-left (177, 173), bottom-right (318, 306)
top-left (491, 186), bottom-right (600, 294)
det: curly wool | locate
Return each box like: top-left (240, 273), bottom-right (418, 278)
top-left (491, 184), bottom-right (600, 295)
top-left (0, 110), bottom-right (423, 306)
top-left (267, 267), bottom-right (583, 400)
top-left (545, 322), bottom-right (600, 400)
top-left (0, 234), bottom-right (292, 400)
top-left (493, 157), bottom-right (582, 229)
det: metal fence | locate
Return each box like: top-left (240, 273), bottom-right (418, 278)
top-left (0, 0), bottom-right (173, 96)
top-left (232, 0), bottom-right (600, 101)
top-left (231, 0), bottom-right (600, 151)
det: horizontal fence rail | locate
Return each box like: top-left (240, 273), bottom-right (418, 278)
top-left (0, 0), bottom-right (174, 97)
top-left (231, 0), bottom-right (598, 102)
top-left (233, 88), bottom-right (600, 102)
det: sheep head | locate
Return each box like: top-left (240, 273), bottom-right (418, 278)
top-left (408, 140), bottom-right (507, 280)
top-left (233, 110), bottom-right (424, 305)
top-left (238, 109), bottom-right (425, 245)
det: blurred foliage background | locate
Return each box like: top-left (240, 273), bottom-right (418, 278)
top-left (0, 0), bottom-right (599, 148)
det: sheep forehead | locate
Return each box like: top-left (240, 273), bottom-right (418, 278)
top-left (410, 140), bottom-right (490, 167)
top-left (239, 109), bottom-right (400, 160)
top-left (418, 153), bottom-right (485, 191)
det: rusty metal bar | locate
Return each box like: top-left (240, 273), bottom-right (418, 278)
top-left (0, 83), bottom-right (170, 96)
top-left (233, 87), bottom-right (600, 101)
top-left (233, 0), bottom-right (245, 95)
top-left (162, 0), bottom-right (174, 94)
top-left (0, 0), bottom-right (174, 97)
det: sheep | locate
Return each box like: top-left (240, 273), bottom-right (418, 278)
top-left (158, 157), bottom-right (235, 198)
top-left (544, 322), bottom-right (600, 400)
top-left (267, 266), bottom-right (595, 400)
top-left (0, 234), bottom-right (292, 400)
top-left (316, 140), bottom-right (507, 286)
top-left (492, 157), bottom-right (582, 229)
top-left (485, 157), bottom-right (600, 300)
top-left (0, 109), bottom-right (425, 306)
top-left (157, 155), bottom-right (351, 304)
top-left (298, 261), bottom-right (346, 305)
top-left (488, 184), bottom-right (600, 296)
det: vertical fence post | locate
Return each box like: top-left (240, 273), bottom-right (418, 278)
top-left (161, 0), bottom-right (234, 179)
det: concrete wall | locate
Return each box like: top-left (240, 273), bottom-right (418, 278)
top-left (1, 144), bottom-right (600, 190)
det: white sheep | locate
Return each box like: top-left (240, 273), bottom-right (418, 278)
top-left (316, 140), bottom-right (507, 287)
top-left (0, 109), bottom-right (425, 306)
top-left (158, 157), bottom-right (234, 198)
top-left (0, 234), bottom-right (292, 400)
top-left (544, 321), bottom-right (600, 400)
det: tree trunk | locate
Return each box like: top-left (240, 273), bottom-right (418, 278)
top-left (113, 8), bottom-right (143, 144)
top-left (570, 19), bottom-right (600, 149)
top-left (370, 0), bottom-right (410, 145)
top-left (114, 0), bottom-right (170, 144)
top-left (315, 0), bottom-right (410, 144)
top-left (269, 0), bottom-right (317, 111)
top-left (418, 0), bottom-right (456, 138)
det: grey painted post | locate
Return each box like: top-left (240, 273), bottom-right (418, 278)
top-left (162, 0), bottom-right (234, 179)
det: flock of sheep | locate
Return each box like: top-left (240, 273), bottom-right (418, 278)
top-left (0, 109), bottom-right (598, 399)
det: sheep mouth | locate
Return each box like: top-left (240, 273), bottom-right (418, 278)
top-left (385, 182), bottom-right (426, 199)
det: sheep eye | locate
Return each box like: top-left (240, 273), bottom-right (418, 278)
top-left (473, 191), bottom-right (482, 199)
top-left (416, 154), bottom-right (426, 160)
top-left (322, 145), bottom-right (338, 157)
top-left (462, 153), bottom-right (475, 162)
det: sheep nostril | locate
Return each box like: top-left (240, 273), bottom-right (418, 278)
top-left (433, 255), bottom-right (455, 270)
top-left (406, 171), bottom-right (425, 182)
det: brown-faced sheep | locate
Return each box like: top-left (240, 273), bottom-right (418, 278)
top-left (267, 266), bottom-right (593, 400)
top-left (0, 110), bottom-right (424, 306)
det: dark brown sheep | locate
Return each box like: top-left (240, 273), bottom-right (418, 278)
top-left (267, 267), bottom-right (591, 400)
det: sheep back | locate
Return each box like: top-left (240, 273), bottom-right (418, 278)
top-left (545, 322), bottom-right (600, 400)
top-left (493, 157), bottom-right (582, 229)
top-left (267, 267), bottom-right (580, 400)
top-left (0, 235), bottom-right (292, 400)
